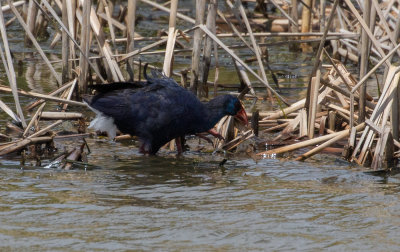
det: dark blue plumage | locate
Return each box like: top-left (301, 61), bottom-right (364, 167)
top-left (84, 68), bottom-right (247, 154)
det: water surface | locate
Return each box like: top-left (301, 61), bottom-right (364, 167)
top-left (1, 146), bottom-right (400, 251)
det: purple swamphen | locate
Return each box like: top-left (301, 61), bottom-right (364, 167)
top-left (83, 66), bottom-right (248, 155)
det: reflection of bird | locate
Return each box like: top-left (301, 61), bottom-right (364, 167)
top-left (83, 66), bottom-right (248, 155)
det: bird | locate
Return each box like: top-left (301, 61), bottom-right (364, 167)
top-left (83, 65), bottom-right (248, 155)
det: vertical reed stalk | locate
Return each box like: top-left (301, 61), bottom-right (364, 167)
top-left (67, 0), bottom-right (76, 70)
top-left (62, 0), bottom-right (70, 83)
top-left (300, 0), bottom-right (312, 33)
top-left (190, 0), bottom-right (206, 95)
top-left (320, 0), bottom-right (325, 31)
top-left (101, 0), bottom-right (115, 45)
top-left (392, 80), bottom-right (399, 141)
top-left (289, 0), bottom-right (299, 51)
top-left (200, 0), bottom-right (217, 98)
top-left (358, 0), bottom-right (371, 123)
top-left (126, 0), bottom-right (137, 81)
top-left (162, 0), bottom-right (178, 77)
top-left (40, 0), bottom-right (106, 83)
top-left (308, 70), bottom-right (321, 139)
top-left (305, 0), bottom-right (339, 122)
top-left (25, 0), bottom-right (37, 45)
top-left (79, 0), bottom-right (91, 94)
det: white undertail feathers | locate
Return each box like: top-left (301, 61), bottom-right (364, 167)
top-left (85, 102), bottom-right (118, 139)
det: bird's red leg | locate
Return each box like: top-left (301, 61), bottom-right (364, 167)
top-left (175, 137), bottom-right (183, 154)
top-left (207, 129), bottom-right (225, 140)
top-left (195, 133), bottom-right (213, 144)
top-left (139, 143), bottom-right (150, 155)
top-left (139, 144), bottom-right (145, 154)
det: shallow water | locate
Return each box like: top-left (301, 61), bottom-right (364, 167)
top-left (2, 146), bottom-right (400, 251)
top-left (0, 1), bottom-right (399, 251)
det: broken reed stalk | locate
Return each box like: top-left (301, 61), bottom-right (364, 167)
top-left (0, 98), bottom-right (20, 122)
top-left (200, 0), bottom-right (217, 98)
top-left (79, 0), bottom-right (91, 93)
top-left (352, 66), bottom-right (400, 163)
top-left (101, 0), bottom-right (116, 45)
top-left (295, 123), bottom-right (366, 161)
top-left (0, 85), bottom-right (85, 107)
top-left (236, 0), bottom-right (272, 100)
top-left (304, 0), bottom-right (339, 124)
top-left (392, 80), bottom-right (399, 142)
top-left (358, 0), bottom-right (371, 124)
top-left (66, 0), bottom-right (76, 72)
top-left (23, 103), bottom-right (46, 138)
top-left (371, 0), bottom-right (400, 58)
top-left (289, 0), bottom-right (299, 50)
top-left (29, 122), bottom-right (65, 142)
top-left (351, 42), bottom-right (400, 93)
top-left (199, 25), bottom-right (289, 106)
top-left (126, 0), bottom-right (137, 80)
top-left (25, 0), bottom-right (38, 45)
top-left (64, 144), bottom-right (85, 170)
top-left (114, 32), bottom-right (358, 42)
top-left (269, 0), bottom-right (298, 28)
top-left (140, 0), bottom-right (195, 24)
top-left (162, 0), bottom-right (178, 77)
top-left (234, 60), bottom-right (256, 95)
top-left (0, 137), bottom-right (53, 156)
top-left (217, 9), bottom-right (253, 53)
top-left (257, 123), bottom-right (366, 157)
top-left (0, 5), bottom-right (26, 127)
top-left (98, 12), bottom-right (126, 32)
top-left (300, 0), bottom-right (312, 34)
top-left (77, 0), bottom-right (124, 82)
top-left (25, 79), bottom-right (76, 111)
top-left (119, 39), bottom-right (168, 62)
top-left (343, 0), bottom-right (389, 66)
top-left (307, 72), bottom-right (321, 139)
top-left (0, 75), bottom-right (79, 157)
top-left (40, 112), bottom-right (83, 120)
top-left (8, 0), bottom-right (62, 86)
top-left (38, 0), bottom-right (106, 83)
top-left (190, 0), bottom-right (206, 95)
top-left (61, 0), bottom-right (70, 83)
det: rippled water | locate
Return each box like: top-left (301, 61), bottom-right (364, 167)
top-left (2, 145), bottom-right (400, 251)
top-left (0, 1), bottom-right (399, 251)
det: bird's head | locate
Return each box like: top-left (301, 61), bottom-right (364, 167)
top-left (223, 95), bottom-right (248, 125)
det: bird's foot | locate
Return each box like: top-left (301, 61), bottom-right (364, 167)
top-left (196, 133), bottom-right (213, 144)
top-left (208, 129), bottom-right (225, 141)
top-left (139, 144), bottom-right (150, 155)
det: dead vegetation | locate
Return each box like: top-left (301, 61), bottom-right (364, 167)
top-left (0, 0), bottom-right (399, 171)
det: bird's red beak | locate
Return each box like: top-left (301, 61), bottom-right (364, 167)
top-left (235, 106), bottom-right (248, 126)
